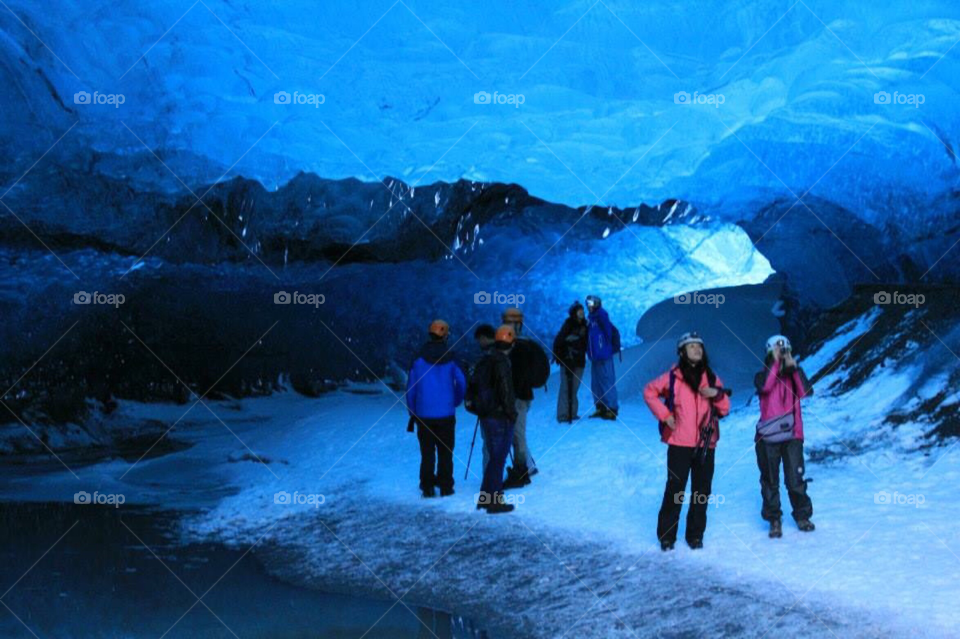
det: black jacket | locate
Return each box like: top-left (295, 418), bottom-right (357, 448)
top-left (478, 348), bottom-right (518, 421)
top-left (552, 317), bottom-right (588, 369)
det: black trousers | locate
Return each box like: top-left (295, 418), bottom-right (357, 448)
top-left (657, 445), bottom-right (715, 544)
top-left (416, 417), bottom-right (456, 492)
top-left (756, 439), bottom-right (813, 522)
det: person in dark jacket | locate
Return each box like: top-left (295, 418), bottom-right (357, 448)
top-left (754, 334), bottom-right (815, 538)
top-left (552, 301), bottom-right (588, 423)
top-left (586, 295), bottom-right (618, 420)
top-left (473, 323), bottom-right (497, 474)
top-left (501, 307), bottom-right (538, 488)
top-left (473, 324), bottom-right (519, 514)
top-left (406, 319), bottom-right (467, 498)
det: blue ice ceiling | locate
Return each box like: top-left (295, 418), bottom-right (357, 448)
top-left (2, 0), bottom-right (958, 223)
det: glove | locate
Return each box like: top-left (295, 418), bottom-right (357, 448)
top-left (407, 416), bottom-right (416, 433)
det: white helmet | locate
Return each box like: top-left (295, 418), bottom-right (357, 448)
top-left (765, 335), bottom-right (792, 354)
top-left (677, 331), bottom-right (704, 352)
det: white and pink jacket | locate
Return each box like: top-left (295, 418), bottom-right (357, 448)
top-left (755, 360), bottom-right (812, 441)
top-left (644, 365), bottom-right (731, 448)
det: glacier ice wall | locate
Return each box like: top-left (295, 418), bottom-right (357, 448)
top-left (1, 0), bottom-right (958, 226)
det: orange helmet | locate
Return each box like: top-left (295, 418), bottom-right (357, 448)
top-left (502, 307), bottom-right (524, 323)
top-left (429, 319), bottom-right (450, 338)
top-left (495, 324), bottom-right (516, 344)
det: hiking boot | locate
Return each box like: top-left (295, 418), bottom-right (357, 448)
top-left (601, 408), bottom-right (618, 421)
top-left (769, 519), bottom-right (783, 538)
top-left (797, 519), bottom-right (816, 532)
top-left (502, 466), bottom-right (532, 489)
top-left (660, 541), bottom-right (675, 552)
top-left (486, 500), bottom-right (515, 514)
top-left (687, 539), bottom-right (704, 550)
top-left (439, 487), bottom-right (455, 497)
top-left (421, 488), bottom-right (436, 499)
top-left (589, 408), bottom-right (606, 419)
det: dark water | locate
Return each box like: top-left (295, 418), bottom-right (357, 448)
top-left (0, 502), bottom-right (489, 638)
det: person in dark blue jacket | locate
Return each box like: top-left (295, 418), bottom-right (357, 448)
top-left (586, 295), bottom-right (619, 420)
top-left (406, 319), bottom-right (467, 498)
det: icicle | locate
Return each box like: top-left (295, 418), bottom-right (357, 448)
top-left (633, 207), bottom-right (640, 222)
top-left (242, 226), bottom-right (247, 238)
top-left (435, 191), bottom-right (441, 207)
top-left (602, 227), bottom-right (610, 238)
top-left (410, 187), bottom-right (415, 197)
top-left (607, 206), bottom-right (613, 216)
top-left (505, 196), bottom-right (510, 204)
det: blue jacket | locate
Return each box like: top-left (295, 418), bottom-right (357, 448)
top-left (406, 341), bottom-right (466, 419)
top-left (587, 307), bottom-right (614, 361)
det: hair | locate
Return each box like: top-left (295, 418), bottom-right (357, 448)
top-left (474, 324), bottom-right (496, 339)
top-left (678, 345), bottom-right (715, 389)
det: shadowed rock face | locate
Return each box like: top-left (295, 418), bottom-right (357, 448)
top-left (0, 168), bottom-right (682, 266)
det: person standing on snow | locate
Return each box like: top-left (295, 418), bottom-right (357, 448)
top-left (754, 335), bottom-right (815, 537)
top-left (406, 319), bottom-right (466, 499)
top-left (472, 324), bottom-right (497, 475)
top-left (470, 325), bottom-right (520, 514)
top-left (500, 307), bottom-right (542, 489)
top-left (644, 332), bottom-right (730, 551)
top-left (586, 295), bottom-right (619, 420)
top-left (552, 301), bottom-right (588, 423)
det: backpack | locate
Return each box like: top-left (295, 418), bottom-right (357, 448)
top-left (521, 339), bottom-right (551, 389)
top-left (610, 323), bottom-right (622, 360)
top-left (465, 357), bottom-right (499, 417)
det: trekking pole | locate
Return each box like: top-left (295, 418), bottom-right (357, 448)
top-left (464, 417), bottom-right (480, 480)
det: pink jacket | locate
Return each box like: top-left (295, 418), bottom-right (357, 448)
top-left (756, 360), bottom-right (811, 440)
top-left (644, 365), bottom-right (731, 448)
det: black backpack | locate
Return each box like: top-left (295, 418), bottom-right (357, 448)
top-left (465, 357), bottom-right (499, 417)
top-left (520, 339), bottom-right (551, 389)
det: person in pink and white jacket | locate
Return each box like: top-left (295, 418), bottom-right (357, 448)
top-left (754, 335), bottom-right (815, 538)
top-left (644, 332), bottom-right (730, 552)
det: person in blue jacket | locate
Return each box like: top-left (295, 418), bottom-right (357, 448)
top-left (586, 295), bottom-right (619, 420)
top-left (406, 319), bottom-right (467, 498)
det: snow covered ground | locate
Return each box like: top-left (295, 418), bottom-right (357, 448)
top-left (4, 306), bottom-right (956, 637)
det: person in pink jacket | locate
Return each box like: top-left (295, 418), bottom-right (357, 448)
top-left (754, 335), bottom-right (815, 538)
top-left (644, 332), bottom-right (730, 551)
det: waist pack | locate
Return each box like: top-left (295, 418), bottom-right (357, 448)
top-left (756, 411), bottom-right (795, 443)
